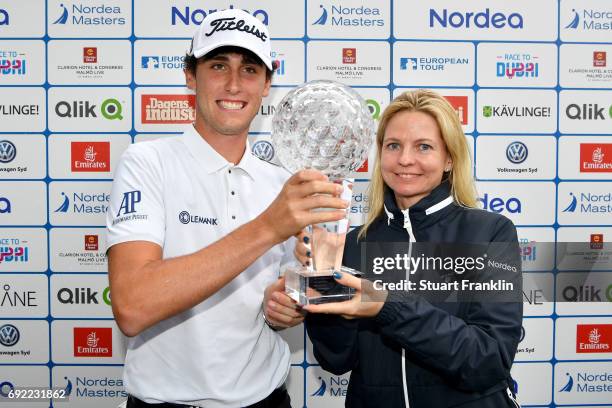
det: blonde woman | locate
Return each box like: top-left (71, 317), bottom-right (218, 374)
top-left (302, 90), bottom-right (523, 408)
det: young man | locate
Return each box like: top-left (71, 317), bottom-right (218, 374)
top-left (106, 9), bottom-right (348, 408)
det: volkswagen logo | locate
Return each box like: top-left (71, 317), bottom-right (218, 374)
top-left (0, 324), bottom-right (20, 347)
top-left (0, 140), bottom-right (16, 163)
top-left (252, 140), bottom-right (274, 163)
top-left (506, 141), bottom-right (528, 164)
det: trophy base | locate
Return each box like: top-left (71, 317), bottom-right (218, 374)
top-left (285, 265), bottom-right (362, 305)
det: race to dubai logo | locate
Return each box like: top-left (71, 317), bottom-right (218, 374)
top-left (580, 143), bottom-right (612, 173)
top-left (73, 327), bottom-right (112, 357)
top-left (576, 324), bottom-right (611, 353)
top-left (141, 94), bottom-right (195, 124)
top-left (71, 141), bottom-right (110, 172)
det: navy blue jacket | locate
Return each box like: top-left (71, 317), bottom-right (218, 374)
top-left (306, 182), bottom-right (523, 408)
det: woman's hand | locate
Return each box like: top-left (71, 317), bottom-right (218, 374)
top-left (303, 271), bottom-right (388, 319)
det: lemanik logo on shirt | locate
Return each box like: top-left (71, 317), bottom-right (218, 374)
top-left (73, 327), bottom-right (113, 357)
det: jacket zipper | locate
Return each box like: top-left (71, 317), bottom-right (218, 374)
top-left (401, 207), bottom-right (415, 408)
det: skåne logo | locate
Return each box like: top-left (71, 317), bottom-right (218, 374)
top-left (506, 142), bottom-right (528, 164)
top-left (429, 8), bottom-right (524, 29)
top-left (312, 4), bottom-right (384, 27)
top-left (0, 141), bottom-right (17, 163)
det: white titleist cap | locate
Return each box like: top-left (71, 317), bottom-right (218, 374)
top-left (188, 8), bottom-right (272, 70)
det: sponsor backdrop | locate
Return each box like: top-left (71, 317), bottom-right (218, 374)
top-left (0, 0), bottom-right (611, 407)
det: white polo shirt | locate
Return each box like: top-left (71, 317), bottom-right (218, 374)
top-left (106, 125), bottom-right (293, 408)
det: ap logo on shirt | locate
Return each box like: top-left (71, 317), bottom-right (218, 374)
top-left (116, 190), bottom-right (141, 217)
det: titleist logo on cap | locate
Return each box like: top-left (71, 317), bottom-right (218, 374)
top-left (205, 17), bottom-right (268, 42)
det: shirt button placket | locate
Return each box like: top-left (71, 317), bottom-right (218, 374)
top-left (228, 167), bottom-right (237, 223)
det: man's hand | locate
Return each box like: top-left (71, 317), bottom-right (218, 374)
top-left (263, 277), bottom-right (304, 329)
top-left (257, 170), bottom-right (349, 244)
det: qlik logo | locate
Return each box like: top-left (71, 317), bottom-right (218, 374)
top-left (55, 98), bottom-right (123, 120)
top-left (429, 8), bottom-right (524, 29)
top-left (311, 377), bottom-right (326, 396)
top-left (506, 142), bottom-right (528, 164)
top-left (559, 373), bottom-right (574, 392)
top-left (565, 9), bottom-right (580, 29)
top-left (366, 99), bottom-right (381, 120)
top-left (0, 324), bottom-right (20, 347)
top-left (0, 140), bottom-right (16, 163)
top-left (53, 3), bottom-right (69, 24)
top-left (252, 140), bottom-right (274, 162)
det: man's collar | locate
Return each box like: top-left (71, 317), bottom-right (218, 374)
top-left (182, 125), bottom-right (256, 180)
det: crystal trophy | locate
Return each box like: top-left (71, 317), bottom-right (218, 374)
top-left (271, 80), bottom-right (376, 304)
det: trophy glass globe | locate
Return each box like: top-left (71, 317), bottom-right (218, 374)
top-left (271, 80), bottom-right (376, 304)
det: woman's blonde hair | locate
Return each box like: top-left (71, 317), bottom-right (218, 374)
top-left (358, 89), bottom-right (478, 239)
